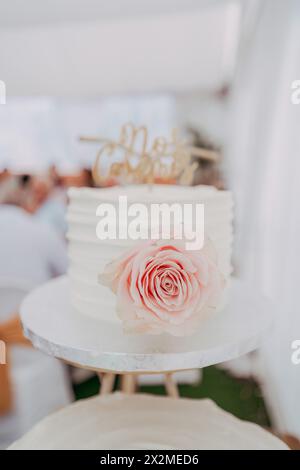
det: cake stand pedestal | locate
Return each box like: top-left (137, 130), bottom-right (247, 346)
top-left (97, 371), bottom-right (179, 397)
top-left (20, 276), bottom-right (273, 398)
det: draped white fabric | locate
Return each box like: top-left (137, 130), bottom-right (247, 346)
top-left (226, 0), bottom-right (300, 435)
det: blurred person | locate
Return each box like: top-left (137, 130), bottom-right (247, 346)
top-left (30, 174), bottom-right (68, 237)
top-left (187, 128), bottom-right (224, 189)
top-left (48, 164), bottom-right (60, 187)
top-left (0, 168), bottom-right (10, 183)
top-left (0, 173), bottom-right (24, 205)
top-left (0, 175), bottom-right (67, 286)
top-left (59, 168), bottom-right (93, 188)
top-left (24, 174), bottom-right (52, 213)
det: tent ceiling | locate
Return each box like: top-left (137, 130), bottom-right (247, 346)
top-left (0, 0), bottom-right (222, 29)
top-left (0, 0), bottom-right (240, 96)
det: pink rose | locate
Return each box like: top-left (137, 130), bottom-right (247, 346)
top-left (99, 240), bottom-right (225, 336)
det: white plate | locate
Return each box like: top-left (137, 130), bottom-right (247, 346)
top-left (9, 393), bottom-right (288, 450)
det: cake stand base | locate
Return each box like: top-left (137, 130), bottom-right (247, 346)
top-left (21, 275), bottom-right (273, 399)
top-left (99, 371), bottom-right (179, 397)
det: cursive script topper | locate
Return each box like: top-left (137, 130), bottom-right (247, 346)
top-left (80, 123), bottom-right (207, 186)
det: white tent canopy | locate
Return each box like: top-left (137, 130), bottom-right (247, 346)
top-left (0, 0), bottom-right (240, 171)
top-left (0, 0), bottom-right (240, 96)
top-left (0, 0), bottom-right (223, 27)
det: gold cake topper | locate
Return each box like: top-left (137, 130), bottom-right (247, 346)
top-left (80, 123), bottom-right (218, 186)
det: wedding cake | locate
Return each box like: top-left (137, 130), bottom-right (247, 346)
top-left (67, 184), bottom-right (233, 336)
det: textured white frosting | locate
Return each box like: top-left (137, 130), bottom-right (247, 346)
top-left (9, 393), bottom-right (288, 450)
top-left (67, 185), bottom-right (233, 324)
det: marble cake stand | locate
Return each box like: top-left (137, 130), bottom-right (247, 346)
top-left (20, 276), bottom-right (273, 397)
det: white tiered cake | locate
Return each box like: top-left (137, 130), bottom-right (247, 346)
top-left (67, 184), bottom-right (233, 334)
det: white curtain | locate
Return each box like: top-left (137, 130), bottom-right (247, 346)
top-left (227, 0), bottom-right (300, 435)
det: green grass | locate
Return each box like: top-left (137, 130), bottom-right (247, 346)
top-left (73, 366), bottom-right (270, 427)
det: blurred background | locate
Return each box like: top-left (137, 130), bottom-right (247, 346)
top-left (0, 0), bottom-right (300, 449)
